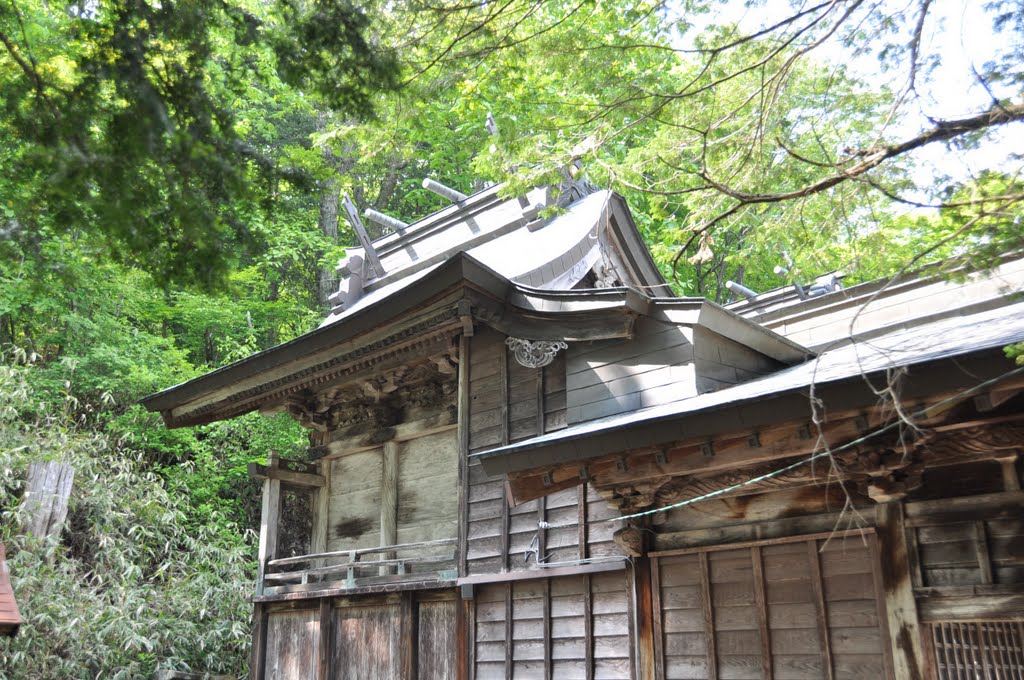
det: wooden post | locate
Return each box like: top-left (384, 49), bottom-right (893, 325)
top-left (875, 501), bottom-right (927, 680)
top-left (256, 452), bottom-right (282, 596)
top-left (22, 461), bottom-right (74, 540)
top-left (381, 441), bottom-right (399, 575)
top-left (318, 598), bottom-right (332, 680)
top-left (457, 333), bottom-right (471, 578)
top-left (634, 557), bottom-right (657, 680)
top-left (312, 459), bottom-right (330, 562)
top-left (995, 451), bottom-right (1020, 491)
top-left (251, 602), bottom-right (269, 680)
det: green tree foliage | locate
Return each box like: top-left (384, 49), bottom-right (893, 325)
top-left (0, 0), bottom-right (394, 288)
top-left (0, 359), bottom-right (255, 678)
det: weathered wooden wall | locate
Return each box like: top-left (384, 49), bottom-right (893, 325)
top-left (265, 609), bottom-right (321, 680)
top-left (466, 327), bottom-right (619, 576)
top-left (472, 569), bottom-right (635, 679)
top-left (562, 318), bottom-right (784, 425)
top-left (325, 429), bottom-right (458, 555)
top-left (652, 533), bottom-right (890, 680)
top-left (692, 327), bottom-right (784, 394)
top-left (566, 318), bottom-right (696, 424)
top-left (261, 592), bottom-right (458, 680)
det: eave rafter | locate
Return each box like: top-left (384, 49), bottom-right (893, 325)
top-left (507, 398), bottom-right (1024, 510)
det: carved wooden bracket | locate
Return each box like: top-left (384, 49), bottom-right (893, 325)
top-left (598, 421), bottom-right (1024, 512)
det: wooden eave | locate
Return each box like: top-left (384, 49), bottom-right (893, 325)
top-left (141, 253), bottom-right (653, 428)
top-left (478, 347), bottom-right (1024, 504)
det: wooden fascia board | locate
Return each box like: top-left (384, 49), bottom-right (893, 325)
top-left (696, 301), bottom-right (813, 365)
top-left (606, 194), bottom-right (673, 297)
top-left (467, 282), bottom-right (650, 343)
top-left (144, 253), bottom-right (510, 423)
top-left (475, 349), bottom-right (1018, 478)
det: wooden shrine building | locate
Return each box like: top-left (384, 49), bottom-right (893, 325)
top-left (144, 179), bottom-right (1024, 679)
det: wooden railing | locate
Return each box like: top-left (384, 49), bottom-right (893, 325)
top-left (259, 538), bottom-right (458, 595)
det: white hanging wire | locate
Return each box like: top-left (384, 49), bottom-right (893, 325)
top-left (537, 362), bottom-right (1024, 530)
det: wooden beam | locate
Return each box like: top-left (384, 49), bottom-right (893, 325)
top-left (524, 419), bottom-right (1024, 511)
top-left (635, 557), bottom-right (656, 680)
top-left (875, 502), bottom-right (927, 680)
top-left (699, 552), bottom-right (718, 680)
top-left (311, 460), bottom-right (330, 558)
top-left (507, 411), bottom-right (883, 504)
top-left (995, 451), bottom-right (1021, 491)
top-left (807, 541), bottom-right (835, 680)
top-left (317, 598), bottom-right (331, 680)
top-left (256, 453), bottom-right (282, 597)
top-left (248, 463), bottom-right (324, 488)
top-left (751, 546), bottom-right (773, 680)
top-left (915, 586), bottom-right (1024, 622)
top-left (401, 592), bottom-right (416, 680)
top-left (457, 334), bottom-right (471, 578)
top-left (380, 441), bottom-right (399, 576)
top-left (340, 194), bottom-right (384, 278)
top-left (251, 602), bottom-right (269, 680)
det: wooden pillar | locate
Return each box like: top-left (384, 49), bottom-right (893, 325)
top-left (256, 452), bottom-right (282, 596)
top-left (312, 460), bottom-right (330, 557)
top-left (875, 501), bottom-right (927, 680)
top-left (995, 451), bottom-right (1020, 491)
top-left (317, 598), bottom-right (332, 680)
top-left (457, 333), bottom-right (471, 578)
top-left (381, 440), bottom-right (399, 575)
top-left (251, 602), bottom-right (269, 680)
top-left (634, 557), bottom-right (657, 680)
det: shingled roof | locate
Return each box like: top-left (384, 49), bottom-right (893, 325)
top-left (0, 543), bottom-right (22, 637)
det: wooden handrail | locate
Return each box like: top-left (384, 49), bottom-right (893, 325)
top-left (267, 537), bottom-right (456, 568)
top-left (264, 552), bottom-right (457, 582)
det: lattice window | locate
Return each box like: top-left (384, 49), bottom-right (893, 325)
top-left (932, 621), bottom-right (1024, 679)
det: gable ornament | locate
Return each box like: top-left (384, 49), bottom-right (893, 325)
top-left (505, 337), bottom-right (568, 369)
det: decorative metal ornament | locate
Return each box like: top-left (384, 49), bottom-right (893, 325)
top-left (505, 337), bottom-right (568, 368)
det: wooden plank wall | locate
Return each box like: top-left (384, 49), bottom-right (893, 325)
top-left (264, 609), bottom-right (321, 680)
top-left (397, 431), bottom-right (460, 553)
top-left (565, 318), bottom-right (696, 424)
top-left (909, 514), bottom-right (1024, 588)
top-left (473, 570), bottom-right (635, 679)
top-left (466, 327), bottom-right (618, 576)
top-left (692, 328), bottom-right (784, 394)
top-left (653, 533), bottom-right (889, 680)
top-left (332, 602), bottom-right (403, 679)
top-left (328, 448), bottom-right (384, 552)
top-left (262, 593), bottom-right (459, 680)
top-left (326, 429), bottom-right (458, 555)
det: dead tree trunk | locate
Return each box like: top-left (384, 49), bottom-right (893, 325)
top-left (22, 461), bottom-right (74, 539)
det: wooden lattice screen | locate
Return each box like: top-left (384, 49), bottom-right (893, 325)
top-left (931, 621), bottom-right (1024, 679)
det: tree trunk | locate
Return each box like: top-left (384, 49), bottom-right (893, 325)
top-left (22, 461), bottom-right (74, 540)
top-left (317, 113), bottom-right (341, 311)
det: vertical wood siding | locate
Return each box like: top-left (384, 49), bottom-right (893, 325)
top-left (473, 570), bottom-right (634, 680)
top-left (265, 609), bottom-right (321, 680)
top-left (332, 602), bottom-right (403, 679)
top-left (654, 534), bottom-right (888, 680)
top-left (466, 327), bottom-right (616, 576)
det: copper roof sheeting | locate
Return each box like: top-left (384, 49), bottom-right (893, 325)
top-left (0, 543), bottom-right (22, 636)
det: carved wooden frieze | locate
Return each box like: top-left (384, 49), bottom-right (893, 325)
top-left (597, 421), bottom-right (1024, 511)
top-left (284, 350), bottom-right (458, 437)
